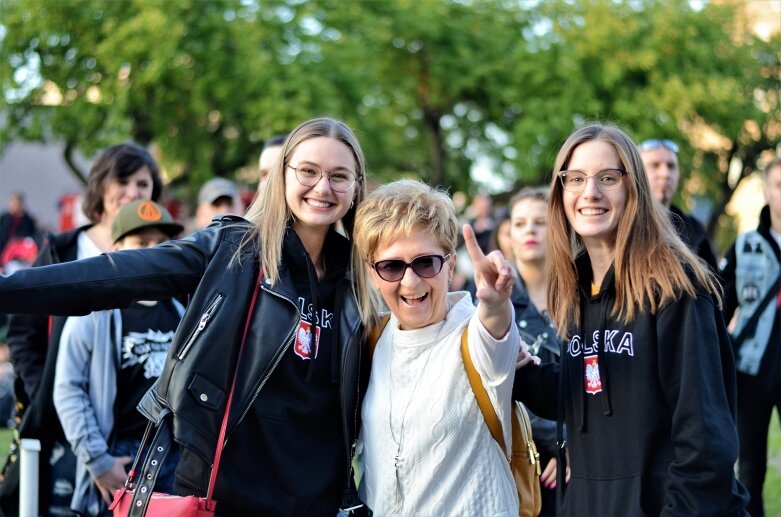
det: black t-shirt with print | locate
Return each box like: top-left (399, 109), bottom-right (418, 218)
top-left (115, 299), bottom-right (181, 439)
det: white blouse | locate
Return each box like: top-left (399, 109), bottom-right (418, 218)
top-left (358, 292), bottom-right (519, 516)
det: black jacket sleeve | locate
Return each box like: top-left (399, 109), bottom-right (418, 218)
top-left (656, 289), bottom-right (748, 516)
top-left (0, 229), bottom-right (218, 316)
top-left (6, 312), bottom-right (47, 401)
top-left (6, 238), bottom-right (60, 400)
top-left (512, 361), bottom-right (559, 421)
top-left (527, 410), bottom-right (558, 458)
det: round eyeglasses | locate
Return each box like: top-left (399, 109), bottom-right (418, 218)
top-left (287, 163), bottom-right (357, 193)
top-left (559, 168), bottom-right (625, 193)
top-left (371, 253), bottom-right (451, 282)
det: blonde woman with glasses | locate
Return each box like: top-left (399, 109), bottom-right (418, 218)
top-left (514, 123), bottom-right (748, 516)
top-left (0, 117), bottom-right (375, 516)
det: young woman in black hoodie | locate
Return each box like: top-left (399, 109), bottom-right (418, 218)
top-left (0, 118), bottom-right (376, 516)
top-left (515, 123), bottom-right (748, 516)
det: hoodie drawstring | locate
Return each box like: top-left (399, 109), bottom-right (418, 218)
top-left (596, 301), bottom-right (613, 417)
top-left (578, 296), bottom-right (587, 432)
top-left (330, 281), bottom-right (345, 384)
top-left (577, 287), bottom-right (614, 432)
top-left (304, 255), bottom-right (319, 383)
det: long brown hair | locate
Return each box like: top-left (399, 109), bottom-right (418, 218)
top-left (546, 123), bottom-right (721, 338)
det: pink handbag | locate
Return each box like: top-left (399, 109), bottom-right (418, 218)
top-left (110, 270), bottom-right (263, 516)
top-left (110, 489), bottom-right (216, 517)
top-left (108, 414), bottom-right (222, 517)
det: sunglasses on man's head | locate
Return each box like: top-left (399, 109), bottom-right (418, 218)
top-left (638, 139), bottom-right (679, 154)
top-left (371, 254), bottom-right (450, 282)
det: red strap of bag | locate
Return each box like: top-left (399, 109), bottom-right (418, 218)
top-left (206, 267), bottom-right (264, 499)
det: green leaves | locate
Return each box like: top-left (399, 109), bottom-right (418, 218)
top-left (1, 0), bottom-right (776, 240)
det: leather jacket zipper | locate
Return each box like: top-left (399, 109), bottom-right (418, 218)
top-left (344, 326), bottom-right (361, 487)
top-left (226, 284), bottom-right (299, 437)
top-left (177, 294), bottom-right (224, 360)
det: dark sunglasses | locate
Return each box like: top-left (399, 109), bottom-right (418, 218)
top-left (371, 253), bottom-right (451, 282)
top-left (638, 139), bottom-right (679, 154)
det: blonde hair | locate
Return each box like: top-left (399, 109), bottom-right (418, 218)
top-left (239, 117), bottom-right (375, 328)
top-left (353, 179), bottom-right (458, 266)
top-left (546, 123), bottom-right (721, 338)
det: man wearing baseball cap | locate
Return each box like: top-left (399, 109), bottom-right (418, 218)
top-left (639, 138), bottom-right (718, 271)
top-left (52, 200), bottom-right (184, 516)
top-left (193, 177), bottom-right (243, 229)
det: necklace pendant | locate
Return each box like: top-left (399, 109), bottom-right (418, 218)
top-left (393, 453), bottom-right (401, 469)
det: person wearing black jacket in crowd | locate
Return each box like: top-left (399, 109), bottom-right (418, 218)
top-left (514, 123), bottom-right (748, 516)
top-left (720, 157), bottom-right (781, 517)
top-left (2, 143), bottom-right (162, 515)
top-left (508, 186), bottom-right (566, 516)
top-left (639, 138), bottom-right (719, 271)
top-left (0, 118), bottom-right (376, 516)
top-left (0, 192), bottom-right (39, 261)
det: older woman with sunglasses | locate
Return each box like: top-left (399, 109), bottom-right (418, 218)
top-left (353, 180), bottom-right (521, 515)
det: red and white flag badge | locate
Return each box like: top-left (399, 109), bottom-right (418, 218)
top-left (294, 320), bottom-right (320, 360)
top-left (584, 354), bottom-right (602, 394)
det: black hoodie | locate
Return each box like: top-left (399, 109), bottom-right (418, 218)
top-left (515, 253), bottom-right (748, 516)
top-left (216, 227), bottom-right (351, 516)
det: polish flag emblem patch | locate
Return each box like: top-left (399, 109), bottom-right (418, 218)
top-left (584, 354), bottom-right (602, 394)
top-left (293, 320), bottom-right (320, 360)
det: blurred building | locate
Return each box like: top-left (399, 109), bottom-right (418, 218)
top-left (0, 141), bottom-right (90, 233)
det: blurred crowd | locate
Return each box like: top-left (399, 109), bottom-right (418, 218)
top-left (0, 123), bottom-right (778, 517)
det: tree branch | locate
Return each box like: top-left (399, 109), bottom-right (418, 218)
top-left (63, 140), bottom-right (87, 186)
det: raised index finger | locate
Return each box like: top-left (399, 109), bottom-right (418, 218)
top-left (462, 223), bottom-right (486, 263)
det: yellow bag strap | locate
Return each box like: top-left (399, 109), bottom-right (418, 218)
top-left (368, 314), bottom-right (391, 360)
top-left (460, 328), bottom-right (508, 455)
top-left (370, 317), bottom-right (510, 458)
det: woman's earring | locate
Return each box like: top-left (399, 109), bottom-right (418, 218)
top-left (350, 200), bottom-right (355, 209)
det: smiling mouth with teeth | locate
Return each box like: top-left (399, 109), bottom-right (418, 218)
top-left (402, 293), bottom-right (429, 304)
top-left (306, 199), bottom-right (333, 208)
top-left (580, 208), bottom-right (607, 215)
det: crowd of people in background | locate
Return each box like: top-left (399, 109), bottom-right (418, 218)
top-left (0, 118), bottom-right (778, 517)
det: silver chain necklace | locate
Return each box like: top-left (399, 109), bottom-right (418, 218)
top-left (387, 328), bottom-right (435, 506)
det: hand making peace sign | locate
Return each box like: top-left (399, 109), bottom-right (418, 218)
top-left (462, 224), bottom-right (515, 339)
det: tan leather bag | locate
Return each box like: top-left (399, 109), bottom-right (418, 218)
top-left (510, 401), bottom-right (543, 517)
top-left (462, 332), bottom-right (542, 517)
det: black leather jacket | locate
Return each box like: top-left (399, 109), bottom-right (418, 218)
top-left (0, 217), bottom-right (366, 503)
top-left (510, 274), bottom-right (560, 363)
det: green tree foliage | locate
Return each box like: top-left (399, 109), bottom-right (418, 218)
top-left (273, 0), bottom-right (535, 192)
top-left (1, 0), bottom-right (777, 234)
top-left (526, 0), bottom-right (779, 238)
top-left (0, 0), bottom-right (290, 188)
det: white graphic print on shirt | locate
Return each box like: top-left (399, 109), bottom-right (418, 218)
top-left (121, 329), bottom-right (175, 378)
top-left (567, 330), bottom-right (635, 395)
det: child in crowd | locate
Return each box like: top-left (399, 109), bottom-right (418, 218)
top-left (53, 200), bottom-right (184, 516)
